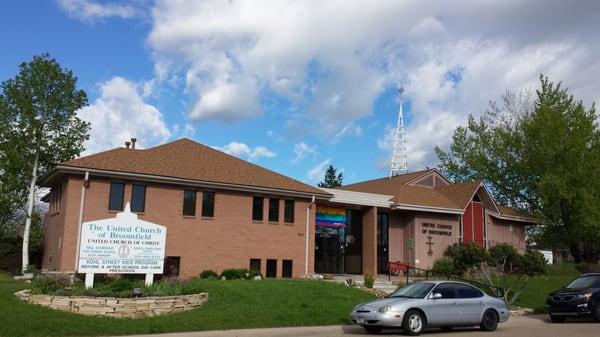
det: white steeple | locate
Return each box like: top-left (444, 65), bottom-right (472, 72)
top-left (389, 86), bottom-right (408, 177)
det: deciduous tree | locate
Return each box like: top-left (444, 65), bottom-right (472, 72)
top-left (0, 54), bottom-right (89, 272)
top-left (436, 76), bottom-right (600, 262)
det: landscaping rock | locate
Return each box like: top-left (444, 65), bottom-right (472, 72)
top-left (14, 290), bottom-right (209, 318)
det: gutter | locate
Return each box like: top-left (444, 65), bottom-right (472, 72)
top-left (305, 195), bottom-right (315, 277)
top-left (488, 211), bottom-right (539, 223)
top-left (46, 166), bottom-right (332, 200)
top-left (73, 171), bottom-right (89, 271)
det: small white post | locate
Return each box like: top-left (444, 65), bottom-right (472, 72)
top-left (85, 273), bottom-right (94, 289)
top-left (145, 273), bottom-right (154, 286)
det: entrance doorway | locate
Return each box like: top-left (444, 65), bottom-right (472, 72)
top-left (377, 213), bottom-right (389, 274)
top-left (344, 209), bottom-right (363, 274)
top-left (315, 227), bottom-right (344, 273)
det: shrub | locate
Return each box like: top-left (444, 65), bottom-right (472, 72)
top-left (363, 272), bottom-right (375, 289)
top-left (220, 268), bottom-right (258, 280)
top-left (199, 270), bottom-right (219, 279)
top-left (516, 251), bottom-right (547, 276)
top-left (575, 262), bottom-right (600, 273)
top-left (144, 277), bottom-right (201, 296)
top-left (31, 275), bottom-right (71, 294)
top-left (444, 242), bottom-right (487, 275)
top-left (246, 269), bottom-right (262, 279)
top-left (488, 244), bottom-right (520, 273)
top-left (431, 257), bottom-right (455, 276)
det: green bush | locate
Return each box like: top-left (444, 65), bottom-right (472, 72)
top-left (363, 272), bottom-right (375, 289)
top-left (444, 242), bottom-right (487, 275)
top-left (431, 257), bottom-right (455, 276)
top-left (31, 275), bottom-right (71, 294)
top-left (199, 270), bottom-right (219, 279)
top-left (246, 269), bottom-right (262, 279)
top-left (488, 244), bottom-right (520, 273)
top-left (144, 277), bottom-right (202, 296)
top-left (30, 274), bottom-right (208, 298)
top-left (575, 262), bottom-right (600, 273)
top-left (517, 251), bottom-right (547, 276)
top-left (220, 268), bottom-right (259, 280)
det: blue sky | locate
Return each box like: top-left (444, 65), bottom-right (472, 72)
top-left (2, 1), bottom-right (599, 185)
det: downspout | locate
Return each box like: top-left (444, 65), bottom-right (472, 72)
top-left (73, 171), bottom-right (89, 272)
top-left (305, 195), bottom-right (315, 277)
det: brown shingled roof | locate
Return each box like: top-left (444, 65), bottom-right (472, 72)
top-left (340, 171), bottom-right (534, 219)
top-left (435, 180), bottom-right (482, 209)
top-left (339, 169), bottom-right (434, 195)
top-left (495, 204), bottom-right (536, 220)
top-left (57, 138), bottom-right (327, 196)
top-left (392, 185), bottom-right (461, 209)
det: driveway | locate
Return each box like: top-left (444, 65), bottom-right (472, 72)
top-left (109, 315), bottom-right (599, 337)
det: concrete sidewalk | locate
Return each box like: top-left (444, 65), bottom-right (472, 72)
top-left (107, 315), bottom-right (600, 337)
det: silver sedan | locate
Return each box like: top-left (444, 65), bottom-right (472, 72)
top-left (350, 280), bottom-right (510, 335)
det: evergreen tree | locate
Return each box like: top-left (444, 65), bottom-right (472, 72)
top-left (318, 165), bottom-right (343, 188)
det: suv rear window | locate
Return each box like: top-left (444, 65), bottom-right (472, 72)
top-left (567, 275), bottom-right (600, 289)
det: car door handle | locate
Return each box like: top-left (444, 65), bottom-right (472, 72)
top-left (452, 302), bottom-right (458, 306)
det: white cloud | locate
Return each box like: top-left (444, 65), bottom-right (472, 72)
top-left (292, 142), bottom-right (318, 164)
top-left (77, 76), bottom-right (171, 154)
top-left (307, 159), bottom-right (331, 182)
top-left (214, 142), bottom-right (276, 161)
top-left (56, 0), bottom-right (139, 21)
top-left (146, 0), bottom-right (600, 169)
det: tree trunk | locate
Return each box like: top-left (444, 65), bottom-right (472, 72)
top-left (569, 240), bottom-right (584, 263)
top-left (21, 154), bottom-right (38, 273)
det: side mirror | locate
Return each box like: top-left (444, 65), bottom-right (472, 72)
top-left (431, 293), bottom-right (442, 299)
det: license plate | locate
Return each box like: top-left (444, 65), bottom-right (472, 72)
top-left (356, 317), bottom-right (365, 324)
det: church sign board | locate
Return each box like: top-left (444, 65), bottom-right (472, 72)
top-left (77, 203), bottom-right (166, 288)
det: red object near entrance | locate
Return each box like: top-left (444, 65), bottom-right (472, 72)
top-left (463, 201), bottom-right (484, 247)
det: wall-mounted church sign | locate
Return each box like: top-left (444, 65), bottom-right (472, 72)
top-left (421, 222), bottom-right (452, 236)
top-left (77, 203), bottom-right (166, 288)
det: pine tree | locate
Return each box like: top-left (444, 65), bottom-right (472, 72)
top-left (318, 165), bottom-right (343, 188)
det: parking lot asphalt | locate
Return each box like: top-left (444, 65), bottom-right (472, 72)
top-left (109, 315), bottom-right (599, 337)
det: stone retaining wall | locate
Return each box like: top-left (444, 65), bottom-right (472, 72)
top-left (15, 289), bottom-right (208, 318)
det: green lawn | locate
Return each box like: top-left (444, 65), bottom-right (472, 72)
top-left (490, 263), bottom-right (580, 313)
top-left (0, 273), bottom-right (374, 337)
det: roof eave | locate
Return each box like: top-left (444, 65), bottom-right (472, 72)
top-left (488, 211), bottom-right (539, 224)
top-left (51, 165), bottom-right (332, 200)
top-left (392, 203), bottom-right (464, 215)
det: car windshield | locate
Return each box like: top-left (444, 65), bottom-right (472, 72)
top-left (566, 276), bottom-right (600, 289)
top-left (390, 282), bottom-right (435, 299)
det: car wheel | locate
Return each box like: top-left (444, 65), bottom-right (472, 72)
top-left (594, 304), bottom-right (600, 323)
top-left (402, 309), bottom-right (425, 336)
top-left (550, 314), bottom-right (566, 323)
top-left (480, 309), bottom-right (499, 332)
top-left (363, 326), bottom-right (383, 334)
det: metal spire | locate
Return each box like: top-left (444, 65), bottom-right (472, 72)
top-left (389, 86), bottom-right (408, 177)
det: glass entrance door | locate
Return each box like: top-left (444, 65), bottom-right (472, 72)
top-left (377, 213), bottom-right (389, 274)
top-left (315, 227), bottom-right (344, 274)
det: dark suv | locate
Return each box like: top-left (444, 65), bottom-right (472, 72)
top-left (546, 273), bottom-right (600, 323)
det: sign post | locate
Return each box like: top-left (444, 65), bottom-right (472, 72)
top-left (77, 203), bottom-right (166, 288)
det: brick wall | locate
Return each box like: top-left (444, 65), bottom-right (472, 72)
top-left (43, 175), bottom-right (316, 278)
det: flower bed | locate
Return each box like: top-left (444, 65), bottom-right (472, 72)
top-left (15, 289), bottom-right (208, 318)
